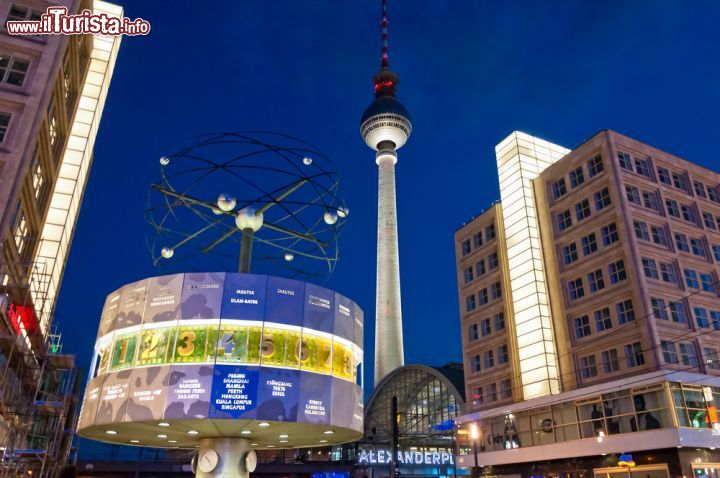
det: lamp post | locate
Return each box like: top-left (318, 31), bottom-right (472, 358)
top-left (469, 423), bottom-right (479, 476)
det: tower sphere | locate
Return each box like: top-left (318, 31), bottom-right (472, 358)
top-left (360, 96), bottom-right (412, 151)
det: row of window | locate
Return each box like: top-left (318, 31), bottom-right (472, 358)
top-left (635, 219), bottom-right (720, 262)
top-left (683, 268), bottom-right (716, 293)
top-left (560, 222), bottom-right (619, 266)
top-left (465, 282), bottom-right (502, 312)
top-left (470, 344), bottom-right (509, 372)
top-left (467, 313), bottom-right (505, 341)
top-left (461, 224), bottom-right (496, 256)
top-left (567, 259), bottom-right (627, 301)
top-left (556, 187), bottom-right (612, 232)
top-left (572, 299), bottom-right (636, 339)
top-left (618, 150), bottom-right (720, 205)
top-left (578, 341), bottom-right (645, 379)
top-left (691, 306), bottom-right (720, 330)
top-left (641, 257), bottom-right (677, 285)
top-left (470, 378), bottom-right (512, 406)
top-left (551, 154), bottom-right (604, 200)
top-left (462, 251), bottom-right (499, 284)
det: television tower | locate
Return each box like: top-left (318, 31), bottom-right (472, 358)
top-left (360, 0), bottom-right (412, 386)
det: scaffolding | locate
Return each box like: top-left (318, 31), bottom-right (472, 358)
top-left (0, 253), bottom-right (79, 477)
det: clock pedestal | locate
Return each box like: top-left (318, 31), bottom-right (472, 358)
top-left (196, 437), bottom-right (253, 478)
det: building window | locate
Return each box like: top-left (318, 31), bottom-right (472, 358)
top-left (481, 318), bottom-right (491, 337)
top-left (634, 158), bottom-right (651, 178)
top-left (0, 112), bottom-right (11, 142)
top-left (570, 166), bottom-right (584, 188)
top-left (661, 341), bottom-right (678, 364)
top-left (588, 269), bottom-right (605, 293)
top-left (579, 355), bottom-right (598, 378)
top-left (675, 233), bottom-right (690, 252)
top-left (476, 259), bottom-right (486, 276)
top-left (500, 379), bottom-right (512, 399)
top-left (710, 187), bottom-right (720, 203)
top-left (468, 324), bottom-right (479, 342)
top-left (704, 212), bottom-right (717, 230)
top-left (679, 342), bottom-right (698, 366)
top-left (624, 342), bottom-right (645, 368)
top-left (670, 301), bottom-right (687, 323)
top-left (7, 5), bottom-right (42, 22)
top-left (617, 152), bottom-right (633, 171)
top-left (651, 297), bottom-right (669, 321)
top-left (494, 312), bottom-right (505, 331)
top-left (581, 233), bottom-right (598, 256)
top-left (498, 344), bottom-right (508, 365)
top-left (491, 282), bottom-right (501, 300)
top-left (681, 204), bottom-right (696, 224)
top-left (684, 269), bottom-right (699, 289)
top-left (616, 299), bottom-right (635, 324)
top-left (660, 262), bottom-right (676, 284)
top-left (634, 220), bottom-right (649, 240)
top-left (552, 178), bottom-right (567, 199)
top-left (714, 245), bottom-right (720, 261)
top-left (694, 181), bottom-right (707, 198)
top-left (478, 288), bottom-right (488, 305)
top-left (488, 252), bottom-right (498, 270)
top-left (651, 226), bottom-right (668, 247)
top-left (562, 243), bottom-right (578, 265)
top-left (694, 307), bottom-right (709, 328)
top-left (485, 224), bottom-right (496, 241)
top-left (658, 167), bottom-right (672, 185)
top-left (643, 191), bottom-right (660, 211)
top-left (608, 260), bottom-right (627, 284)
top-left (576, 199), bottom-right (591, 221)
top-left (672, 173), bottom-right (688, 192)
top-left (47, 102), bottom-right (58, 148)
top-left (711, 310), bottom-right (720, 331)
top-left (464, 267), bottom-right (474, 283)
top-left (601, 223), bottom-right (618, 245)
top-left (0, 55), bottom-right (30, 87)
top-left (594, 187), bottom-right (611, 211)
top-left (642, 258), bottom-right (659, 280)
top-left (29, 144), bottom-right (45, 202)
top-left (461, 239), bottom-right (471, 256)
top-left (568, 278), bottom-right (584, 301)
top-left (626, 185), bottom-right (641, 205)
top-left (471, 385), bottom-right (484, 404)
top-left (12, 202), bottom-right (28, 254)
top-left (595, 307), bottom-right (612, 332)
top-left (666, 199), bottom-right (680, 218)
top-left (588, 155), bottom-right (603, 177)
top-left (601, 349), bottom-right (620, 373)
top-left (473, 232), bottom-right (484, 249)
top-left (471, 354), bottom-right (481, 372)
top-left (574, 315), bottom-right (591, 338)
top-left (700, 272), bottom-right (715, 293)
top-left (704, 347), bottom-right (720, 370)
top-left (483, 350), bottom-right (494, 369)
top-left (466, 294), bottom-right (476, 312)
top-left (488, 383), bottom-right (497, 401)
top-left (557, 210), bottom-right (572, 231)
top-left (690, 238), bottom-right (705, 257)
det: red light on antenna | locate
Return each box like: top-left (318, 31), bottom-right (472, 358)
top-left (374, 80), bottom-right (394, 91)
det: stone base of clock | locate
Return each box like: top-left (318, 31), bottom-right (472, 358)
top-left (194, 437), bottom-right (253, 478)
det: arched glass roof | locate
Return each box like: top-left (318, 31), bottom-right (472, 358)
top-left (363, 364), bottom-right (465, 448)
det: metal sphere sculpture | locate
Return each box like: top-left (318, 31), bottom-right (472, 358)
top-left (146, 132), bottom-right (347, 281)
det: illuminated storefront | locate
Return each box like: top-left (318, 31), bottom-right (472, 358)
top-left (457, 372), bottom-right (720, 478)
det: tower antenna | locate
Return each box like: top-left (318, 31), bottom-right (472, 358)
top-left (380, 0), bottom-right (389, 70)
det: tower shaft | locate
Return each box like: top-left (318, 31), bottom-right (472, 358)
top-left (374, 152), bottom-right (404, 385)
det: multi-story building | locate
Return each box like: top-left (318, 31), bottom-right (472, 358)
top-left (0, 1), bottom-right (121, 476)
top-left (455, 130), bottom-right (720, 478)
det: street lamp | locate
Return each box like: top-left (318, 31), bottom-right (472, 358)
top-left (469, 423), bottom-right (480, 472)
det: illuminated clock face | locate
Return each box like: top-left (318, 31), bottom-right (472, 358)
top-left (245, 450), bottom-right (258, 472)
top-left (198, 449), bottom-right (219, 473)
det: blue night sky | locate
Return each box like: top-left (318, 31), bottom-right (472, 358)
top-left (56, 0), bottom-right (720, 455)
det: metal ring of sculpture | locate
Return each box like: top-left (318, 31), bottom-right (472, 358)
top-left (145, 131), bottom-right (348, 281)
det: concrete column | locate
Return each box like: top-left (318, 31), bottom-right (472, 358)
top-left (374, 150), bottom-right (404, 386)
top-left (195, 437), bottom-right (252, 478)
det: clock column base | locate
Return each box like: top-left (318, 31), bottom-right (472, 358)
top-left (195, 437), bottom-right (253, 478)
